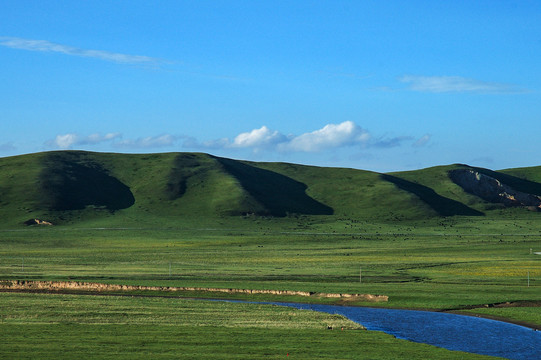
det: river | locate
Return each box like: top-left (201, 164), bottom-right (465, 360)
top-left (256, 302), bottom-right (541, 359)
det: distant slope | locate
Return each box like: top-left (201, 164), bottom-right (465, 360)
top-left (214, 156), bottom-right (333, 216)
top-left (385, 165), bottom-right (488, 216)
top-left (391, 164), bottom-right (541, 214)
top-left (496, 166), bottom-right (541, 195)
top-left (249, 161), bottom-right (439, 220)
top-left (1, 151), bottom-right (540, 227)
top-left (381, 173), bottom-right (483, 217)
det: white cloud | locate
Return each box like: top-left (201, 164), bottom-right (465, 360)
top-left (399, 75), bottom-right (522, 93)
top-left (0, 37), bottom-right (162, 65)
top-left (184, 121), bottom-right (424, 154)
top-left (45, 123), bottom-right (425, 155)
top-left (232, 126), bottom-right (286, 149)
top-left (282, 121), bottom-right (370, 152)
top-left (53, 133), bottom-right (79, 149)
top-left (185, 121), bottom-right (383, 153)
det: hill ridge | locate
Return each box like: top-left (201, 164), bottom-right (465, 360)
top-left (1, 151), bottom-right (540, 227)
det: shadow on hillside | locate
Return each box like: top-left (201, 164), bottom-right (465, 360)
top-left (166, 153), bottom-right (203, 200)
top-left (470, 167), bottom-right (541, 196)
top-left (381, 174), bottom-right (484, 217)
top-left (215, 157), bottom-right (333, 217)
top-left (39, 152), bottom-right (135, 211)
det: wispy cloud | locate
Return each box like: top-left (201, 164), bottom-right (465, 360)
top-left (0, 37), bottom-right (163, 65)
top-left (413, 134), bottom-right (431, 147)
top-left (48, 133), bottom-right (121, 149)
top-left (399, 75), bottom-right (524, 93)
top-left (115, 134), bottom-right (179, 148)
top-left (372, 136), bottom-right (414, 149)
top-left (0, 142), bottom-right (16, 151)
top-left (48, 132), bottom-right (185, 150)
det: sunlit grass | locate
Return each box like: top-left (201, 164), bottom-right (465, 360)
top-left (0, 292), bottom-right (361, 329)
top-left (462, 307), bottom-right (541, 327)
top-left (1, 226), bottom-right (539, 311)
top-left (0, 293), bottom-right (498, 359)
top-left (444, 262), bottom-right (541, 277)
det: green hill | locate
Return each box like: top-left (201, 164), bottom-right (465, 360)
top-left (1, 151), bottom-right (540, 228)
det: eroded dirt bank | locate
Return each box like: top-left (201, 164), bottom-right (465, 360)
top-left (0, 280), bottom-right (388, 302)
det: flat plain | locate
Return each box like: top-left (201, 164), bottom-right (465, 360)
top-left (1, 219), bottom-right (539, 359)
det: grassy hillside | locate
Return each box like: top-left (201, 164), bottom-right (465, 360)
top-left (499, 165), bottom-right (541, 193)
top-left (0, 152), bottom-right (44, 226)
top-left (1, 150), bottom-right (541, 228)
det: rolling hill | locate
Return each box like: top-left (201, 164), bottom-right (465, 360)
top-left (1, 150), bottom-right (540, 228)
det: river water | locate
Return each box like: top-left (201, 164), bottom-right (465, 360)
top-left (261, 302), bottom-right (541, 359)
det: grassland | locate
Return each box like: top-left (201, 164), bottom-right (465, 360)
top-left (1, 222), bottom-right (539, 309)
top-left (1, 151), bottom-right (540, 358)
top-left (0, 292), bottom-right (502, 359)
top-left (1, 221), bottom-right (538, 358)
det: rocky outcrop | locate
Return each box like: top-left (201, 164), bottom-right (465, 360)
top-left (23, 219), bottom-right (53, 226)
top-left (449, 169), bottom-right (541, 209)
top-left (0, 280), bottom-right (388, 302)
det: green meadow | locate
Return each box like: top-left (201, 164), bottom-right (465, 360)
top-left (1, 225), bottom-right (539, 311)
top-left (1, 151), bottom-right (540, 358)
top-left (0, 228), bottom-right (541, 308)
top-left (0, 222), bottom-right (539, 358)
top-left (1, 292), bottom-right (501, 360)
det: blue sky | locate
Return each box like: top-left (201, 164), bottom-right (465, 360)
top-left (1, 1), bottom-right (540, 172)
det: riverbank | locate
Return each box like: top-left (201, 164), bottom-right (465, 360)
top-left (447, 308), bottom-right (541, 331)
top-left (0, 279), bottom-right (388, 301)
top-left (1, 279), bottom-right (539, 332)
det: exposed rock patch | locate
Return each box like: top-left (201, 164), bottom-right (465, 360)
top-left (23, 219), bottom-right (53, 226)
top-left (449, 169), bottom-right (541, 209)
top-left (0, 280), bottom-right (388, 302)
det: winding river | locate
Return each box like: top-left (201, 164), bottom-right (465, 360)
top-left (256, 302), bottom-right (541, 359)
